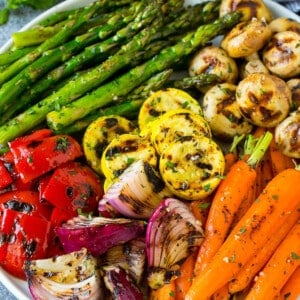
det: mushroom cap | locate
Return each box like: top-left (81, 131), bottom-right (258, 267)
top-left (221, 18), bottom-right (272, 58)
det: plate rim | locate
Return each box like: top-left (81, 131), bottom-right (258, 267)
top-left (0, 0), bottom-right (299, 299)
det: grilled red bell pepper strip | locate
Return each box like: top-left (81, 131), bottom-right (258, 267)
top-left (0, 160), bottom-right (13, 189)
top-left (8, 129), bottom-right (83, 183)
top-left (0, 209), bottom-right (50, 279)
top-left (41, 161), bottom-right (103, 215)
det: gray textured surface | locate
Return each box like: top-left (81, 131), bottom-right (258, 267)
top-left (0, 4), bottom-right (44, 48)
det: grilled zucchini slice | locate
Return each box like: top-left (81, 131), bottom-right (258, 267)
top-left (159, 135), bottom-right (225, 201)
top-left (151, 109), bottom-right (212, 155)
top-left (83, 115), bottom-right (136, 175)
top-left (101, 133), bottom-right (158, 181)
top-left (138, 88), bottom-right (202, 133)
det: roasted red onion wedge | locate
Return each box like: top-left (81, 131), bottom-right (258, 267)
top-left (25, 248), bottom-right (104, 300)
top-left (28, 274), bottom-right (103, 300)
top-left (57, 215), bottom-right (145, 256)
top-left (146, 197), bottom-right (205, 289)
top-left (103, 265), bottom-right (143, 300)
top-left (99, 238), bottom-right (146, 284)
top-left (103, 159), bottom-right (173, 219)
top-left (98, 197), bottom-right (121, 218)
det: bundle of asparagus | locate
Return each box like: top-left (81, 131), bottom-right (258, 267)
top-left (0, 0), bottom-right (242, 152)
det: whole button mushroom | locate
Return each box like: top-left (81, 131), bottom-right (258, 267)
top-left (219, 0), bottom-right (273, 22)
top-left (287, 78), bottom-right (300, 110)
top-left (202, 83), bottom-right (253, 140)
top-left (189, 45), bottom-right (238, 92)
top-left (221, 18), bottom-right (272, 58)
top-left (236, 73), bottom-right (292, 128)
top-left (263, 30), bottom-right (300, 79)
top-left (275, 110), bottom-right (300, 158)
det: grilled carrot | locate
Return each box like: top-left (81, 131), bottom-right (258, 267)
top-left (229, 209), bottom-right (300, 294)
top-left (194, 159), bottom-right (256, 274)
top-left (194, 132), bottom-right (272, 275)
top-left (189, 199), bottom-right (211, 225)
top-left (211, 284), bottom-right (230, 300)
top-left (224, 134), bottom-right (244, 174)
top-left (245, 222), bottom-right (300, 300)
top-left (150, 280), bottom-right (176, 300)
top-left (186, 168), bottom-right (300, 300)
top-left (269, 132), bottom-right (294, 176)
top-left (279, 267), bottom-right (300, 300)
top-left (229, 177), bottom-right (256, 230)
top-left (175, 251), bottom-right (197, 300)
top-left (258, 150), bottom-right (273, 193)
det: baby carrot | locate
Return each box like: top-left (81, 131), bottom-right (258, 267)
top-left (224, 134), bottom-right (244, 174)
top-left (230, 175), bottom-right (256, 229)
top-left (257, 150), bottom-right (273, 193)
top-left (175, 251), bottom-right (197, 300)
top-left (268, 132), bottom-right (294, 175)
top-left (194, 132), bottom-right (272, 275)
top-left (211, 284), bottom-right (230, 300)
top-left (189, 199), bottom-right (211, 225)
top-left (279, 267), bottom-right (300, 300)
top-left (194, 159), bottom-right (256, 274)
top-left (229, 209), bottom-right (300, 294)
top-left (245, 222), bottom-right (300, 300)
top-left (150, 280), bottom-right (176, 300)
top-left (186, 168), bottom-right (300, 300)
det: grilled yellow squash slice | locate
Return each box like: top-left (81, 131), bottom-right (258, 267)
top-left (151, 109), bottom-right (212, 155)
top-left (138, 88), bottom-right (203, 133)
top-left (83, 115), bottom-right (136, 175)
top-left (101, 133), bottom-right (158, 181)
top-left (159, 135), bottom-right (225, 201)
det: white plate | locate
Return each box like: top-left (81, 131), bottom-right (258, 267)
top-left (0, 0), bottom-right (299, 299)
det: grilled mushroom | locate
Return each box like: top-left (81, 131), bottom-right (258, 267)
top-left (221, 18), bottom-right (272, 58)
top-left (262, 30), bottom-right (300, 78)
top-left (236, 73), bottom-right (292, 128)
top-left (275, 110), bottom-right (300, 158)
top-left (219, 0), bottom-right (273, 22)
top-left (189, 45), bottom-right (238, 92)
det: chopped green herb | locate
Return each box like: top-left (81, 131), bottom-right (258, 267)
top-left (169, 290), bottom-right (175, 298)
top-left (239, 227), bottom-right (247, 234)
top-left (77, 208), bottom-right (93, 219)
top-left (203, 183), bottom-right (212, 192)
top-left (27, 155), bottom-right (33, 164)
top-left (166, 160), bottom-right (177, 172)
top-left (182, 101), bottom-right (189, 109)
top-left (55, 136), bottom-right (70, 153)
top-left (126, 157), bottom-right (135, 165)
top-left (199, 202), bottom-right (210, 209)
top-left (291, 251), bottom-right (300, 260)
top-left (228, 254), bottom-right (236, 263)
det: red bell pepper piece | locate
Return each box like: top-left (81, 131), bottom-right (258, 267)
top-left (0, 190), bottom-right (52, 223)
top-left (8, 129), bottom-right (83, 183)
top-left (41, 161), bottom-right (103, 215)
top-left (9, 128), bottom-right (52, 146)
top-left (0, 209), bottom-right (50, 279)
top-left (0, 160), bottom-right (13, 189)
top-left (47, 207), bottom-right (76, 257)
top-left (1, 150), bottom-right (36, 191)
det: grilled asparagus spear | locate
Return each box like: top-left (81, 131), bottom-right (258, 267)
top-left (0, 9), bottom-right (242, 150)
